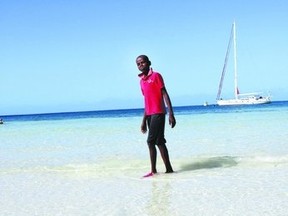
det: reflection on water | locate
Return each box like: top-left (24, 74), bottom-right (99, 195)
top-left (146, 181), bottom-right (172, 216)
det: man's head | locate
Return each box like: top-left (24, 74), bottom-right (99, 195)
top-left (136, 55), bottom-right (151, 75)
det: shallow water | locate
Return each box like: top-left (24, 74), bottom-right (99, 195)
top-left (1, 102), bottom-right (288, 215)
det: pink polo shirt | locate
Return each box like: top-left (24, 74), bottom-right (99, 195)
top-left (139, 70), bottom-right (166, 115)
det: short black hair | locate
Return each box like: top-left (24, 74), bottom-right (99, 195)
top-left (136, 55), bottom-right (151, 66)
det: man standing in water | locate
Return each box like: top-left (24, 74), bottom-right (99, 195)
top-left (136, 55), bottom-right (176, 177)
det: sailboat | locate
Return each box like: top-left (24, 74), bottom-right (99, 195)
top-left (216, 22), bottom-right (271, 106)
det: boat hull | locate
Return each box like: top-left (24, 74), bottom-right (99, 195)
top-left (217, 97), bottom-right (271, 106)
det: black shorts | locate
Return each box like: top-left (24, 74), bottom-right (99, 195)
top-left (146, 114), bottom-right (166, 146)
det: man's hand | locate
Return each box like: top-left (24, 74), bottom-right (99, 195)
top-left (169, 114), bottom-right (176, 128)
top-left (141, 122), bottom-right (147, 133)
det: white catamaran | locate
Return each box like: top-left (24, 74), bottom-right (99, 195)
top-left (216, 22), bottom-right (271, 106)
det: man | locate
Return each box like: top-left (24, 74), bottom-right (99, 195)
top-left (136, 55), bottom-right (176, 177)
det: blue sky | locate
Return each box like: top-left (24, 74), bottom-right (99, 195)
top-left (1, 0), bottom-right (287, 115)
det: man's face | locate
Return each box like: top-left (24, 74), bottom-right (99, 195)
top-left (136, 57), bottom-right (150, 73)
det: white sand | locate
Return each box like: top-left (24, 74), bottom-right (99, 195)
top-left (1, 157), bottom-right (287, 216)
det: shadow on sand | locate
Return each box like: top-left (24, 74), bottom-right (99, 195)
top-left (179, 156), bottom-right (238, 172)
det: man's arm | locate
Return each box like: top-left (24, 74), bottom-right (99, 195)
top-left (141, 111), bottom-right (148, 133)
top-left (162, 87), bottom-right (176, 128)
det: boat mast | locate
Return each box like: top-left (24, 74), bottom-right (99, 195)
top-left (216, 23), bottom-right (234, 101)
top-left (233, 22), bottom-right (238, 99)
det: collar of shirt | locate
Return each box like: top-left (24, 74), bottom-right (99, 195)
top-left (138, 68), bottom-right (153, 80)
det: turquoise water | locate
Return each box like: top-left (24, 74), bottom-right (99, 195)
top-left (1, 102), bottom-right (288, 215)
top-left (1, 102), bottom-right (287, 169)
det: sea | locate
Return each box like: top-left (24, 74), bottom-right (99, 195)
top-left (1, 101), bottom-right (288, 216)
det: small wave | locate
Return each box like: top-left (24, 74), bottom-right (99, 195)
top-left (0, 159), bottom-right (146, 178)
top-left (1, 155), bottom-right (288, 178)
top-left (239, 155), bottom-right (288, 167)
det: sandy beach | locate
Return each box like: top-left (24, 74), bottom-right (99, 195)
top-left (1, 156), bottom-right (287, 216)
